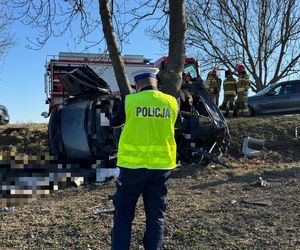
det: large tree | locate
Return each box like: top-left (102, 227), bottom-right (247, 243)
top-left (99, 0), bottom-right (131, 97)
top-left (161, 0), bottom-right (186, 98)
top-left (186, 0), bottom-right (300, 91)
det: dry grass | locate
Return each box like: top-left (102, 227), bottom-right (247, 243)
top-left (0, 116), bottom-right (299, 249)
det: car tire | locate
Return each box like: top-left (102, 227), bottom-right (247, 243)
top-left (48, 108), bottom-right (62, 158)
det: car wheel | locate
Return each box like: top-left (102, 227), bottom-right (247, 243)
top-left (48, 108), bottom-right (61, 157)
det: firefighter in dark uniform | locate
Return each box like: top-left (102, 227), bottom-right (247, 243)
top-left (207, 68), bottom-right (221, 106)
top-left (111, 68), bottom-right (178, 250)
top-left (235, 64), bottom-right (250, 116)
top-left (220, 69), bottom-right (237, 117)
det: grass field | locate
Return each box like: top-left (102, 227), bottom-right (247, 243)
top-left (0, 116), bottom-right (299, 249)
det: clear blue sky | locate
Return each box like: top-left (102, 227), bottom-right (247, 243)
top-left (0, 20), bottom-right (166, 124)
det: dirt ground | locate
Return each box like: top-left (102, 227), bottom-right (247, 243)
top-left (0, 116), bottom-right (299, 249)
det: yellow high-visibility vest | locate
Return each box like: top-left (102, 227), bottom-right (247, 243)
top-left (117, 90), bottom-right (178, 170)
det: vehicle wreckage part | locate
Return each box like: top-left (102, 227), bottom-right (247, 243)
top-left (60, 99), bottom-right (93, 160)
top-left (294, 127), bottom-right (298, 140)
top-left (242, 198), bottom-right (272, 206)
top-left (60, 67), bottom-right (111, 96)
top-left (48, 95), bottom-right (119, 163)
top-left (242, 136), bottom-right (265, 158)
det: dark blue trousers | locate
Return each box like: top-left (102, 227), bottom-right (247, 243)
top-left (111, 167), bottom-right (170, 250)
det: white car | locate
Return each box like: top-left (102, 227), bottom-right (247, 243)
top-left (0, 105), bottom-right (9, 125)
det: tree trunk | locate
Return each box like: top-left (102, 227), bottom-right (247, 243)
top-left (160, 0), bottom-right (187, 99)
top-left (99, 0), bottom-right (132, 97)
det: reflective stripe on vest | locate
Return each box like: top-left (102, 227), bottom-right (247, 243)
top-left (224, 81), bottom-right (237, 85)
top-left (224, 91), bottom-right (236, 95)
top-left (117, 90), bottom-right (178, 170)
top-left (239, 76), bottom-right (249, 80)
top-left (237, 87), bottom-right (245, 92)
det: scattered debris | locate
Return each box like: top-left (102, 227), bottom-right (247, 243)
top-left (266, 180), bottom-right (282, 187)
top-left (73, 177), bottom-right (84, 187)
top-left (242, 198), bottom-right (272, 206)
top-left (259, 177), bottom-right (268, 187)
top-left (93, 208), bottom-right (115, 215)
top-left (242, 136), bottom-right (265, 158)
top-left (0, 206), bottom-right (15, 213)
top-left (230, 200), bottom-right (238, 205)
top-left (247, 177), bottom-right (283, 189)
top-left (42, 204), bottom-right (55, 212)
top-left (293, 127), bottom-right (298, 140)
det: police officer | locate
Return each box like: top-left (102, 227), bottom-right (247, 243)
top-left (111, 68), bottom-right (178, 250)
top-left (220, 69), bottom-right (237, 117)
top-left (235, 64), bottom-right (250, 116)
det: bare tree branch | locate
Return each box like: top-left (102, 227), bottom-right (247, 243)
top-left (99, 0), bottom-right (131, 97)
top-left (185, 0), bottom-right (300, 91)
top-left (0, 6), bottom-right (14, 61)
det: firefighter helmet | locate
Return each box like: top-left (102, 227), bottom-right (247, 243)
top-left (236, 64), bottom-right (246, 73)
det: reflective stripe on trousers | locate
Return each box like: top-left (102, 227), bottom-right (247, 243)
top-left (224, 91), bottom-right (236, 95)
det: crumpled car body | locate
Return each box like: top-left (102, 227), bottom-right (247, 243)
top-left (176, 81), bottom-right (231, 164)
top-left (0, 105), bottom-right (9, 125)
top-left (48, 66), bottom-right (231, 166)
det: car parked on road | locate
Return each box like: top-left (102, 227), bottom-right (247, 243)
top-left (248, 80), bottom-right (300, 116)
top-left (0, 104), bottom-right (9, 125)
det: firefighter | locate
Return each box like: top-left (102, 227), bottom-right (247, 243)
top-left (204, 71), bottom-right (212, 90)
top-left (207, 68), bottom-right (221, 106)
top-left (111, 68), bottom-right (178, 250)
top-left (220, 69), bottom-right (237, 117)
top-left (235, 64), bottom-right (250, 116)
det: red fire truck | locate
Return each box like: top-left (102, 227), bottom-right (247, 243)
top-left (43, 53), bottom-right (203, 117)
top-left (43, 52), bottom-right (152, 117)
top-left (154, 56), bottom-right (201, 80)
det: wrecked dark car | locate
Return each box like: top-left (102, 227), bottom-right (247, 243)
top-left (0, 104), bottom-right (9, 125)
top-left (48, 66), bottom-right (231, 167)
top-left (176, 81), bottom-right (231, 166)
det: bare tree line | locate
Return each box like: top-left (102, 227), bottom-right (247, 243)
top-left (0, 6), bottom-right (14, 62)
top-left (186, 0), bottom-right (300, 91)
top-left (5, 0), bottom-right (299, 93)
